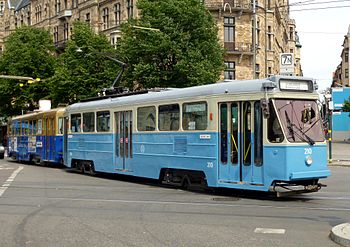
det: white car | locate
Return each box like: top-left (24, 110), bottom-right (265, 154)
top-left (0, 145), bottom-right (4, 159)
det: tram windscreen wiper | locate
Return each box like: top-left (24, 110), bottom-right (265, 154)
top-left (285, 111), bottom-right (295, 141)
top-left (285, 112), bottom-right (315, 146)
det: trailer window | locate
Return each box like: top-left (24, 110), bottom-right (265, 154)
top-left (159, 104), bottom-right (180, 131)
top-left (37, 119), bottom-right (43, 135)
top-left (137, 106), bottom-right (156, 131)
top-left (58, 117), bottom-right (64, 134)
top-left (97, 111), bottom-right (110, 132)
top-left (83, 112), bottom-right (95, 132)
top-left (182, 102), bottom-right (207, 131)
top-left (71, 114), bottom-right (82, 133)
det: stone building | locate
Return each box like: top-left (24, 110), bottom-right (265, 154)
top-left (333, 25), bottom-right (350, 87)
top-left (0, 0), bottom-right (302, 80)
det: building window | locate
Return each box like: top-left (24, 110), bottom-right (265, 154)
top-left (289, 27), bottom-right (293, 40)
top-left (63, 22), bottom-right (69, 41)
top-left (267, 25), bottom-right (272, 50)
top-left (127, 0), bottom-right (133, 19)
top-left (0, 2), bottom-right (4, 14)
top-left (85, 13), bottom-right (90, 24)
top-left (114, 3), bottom-right (121, 26)
top-left (345, 69), bottom-right (349, 79)
top-left (268, 66), bottom-right (272, 76)
top-left (345, 50), bottom-right (349, 63)
top-left (72, 0), bottom-right (78, 8)
top-left (256, 20), bottom-right (260, 47)
top-left (255, 63), bottom-right (260, 79)
top-left (103, 7), bottom-right (109, 29)
top-left (27, 11), bottom-right (31, 24)
top-left (55, 0), bottom-right (60, 14)
top-left (224, 61), bottom-right (235, 80)
top-left (224, 17), bottom-right (235, 50)
top-left (53, 26), bottom-right (59, 43)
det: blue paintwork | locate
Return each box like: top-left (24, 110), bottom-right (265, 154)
top-left (8, 135), bottom-right (63, 164)
top-left (66, 131), bottom-right (330, 192)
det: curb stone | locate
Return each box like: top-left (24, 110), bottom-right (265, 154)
top-left (330, 223), bottom-right (350, 247)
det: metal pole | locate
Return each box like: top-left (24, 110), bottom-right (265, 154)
top-left (252, 0), bottom-right (257, 79)
top-left (328, 109), bottom-right (332, 163)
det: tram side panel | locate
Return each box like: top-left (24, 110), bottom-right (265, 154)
top-left (131, 132), bottom-right (218, 186)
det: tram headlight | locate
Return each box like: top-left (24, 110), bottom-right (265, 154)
top-left (305, 156), bottom-right (313, 166)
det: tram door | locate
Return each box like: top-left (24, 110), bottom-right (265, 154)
top-left (114, 111), bottom-right (133, 171)
top-left (218, 102), bottom-right (263, 184)
top-left (44, 118), bottom-right (54, 161)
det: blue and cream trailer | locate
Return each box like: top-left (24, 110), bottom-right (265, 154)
top-left (8, 107), bottom-right (65, 165)
top-left (64, 76), bottom-right (331, 195)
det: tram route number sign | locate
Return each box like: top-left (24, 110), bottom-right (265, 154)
top-left (279, 53), bottom-right (295, 76)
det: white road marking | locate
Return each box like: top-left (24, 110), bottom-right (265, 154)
top-left (48, 197), bottom-right (350, 212)
top-left (0, 166), bottom-right (24, 197)
top-left (254, 228), bottom-right (286, 234)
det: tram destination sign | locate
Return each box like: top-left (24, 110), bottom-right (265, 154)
top-left (279, 79), bottom-right (312, 92)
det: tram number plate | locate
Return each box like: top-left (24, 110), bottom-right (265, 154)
top-left (304, 148), bottom-right (312, 155)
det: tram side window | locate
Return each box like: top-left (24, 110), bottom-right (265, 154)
top-left (15, 121), bottom-right (20, 135)
top-left (268, 102), bottom-right (284, 143)
top-left (83, 112), bottom-right (95, 132)
top-left (137, 106), bottom-right (156, 131)
top-left (71, 114), bottom-right (82, 133)
top-left (37, 119), bottom-right (43, 135)
top-left (33, 120), bottom-right (37, 135)
top-left (159, 104), bottom-right (180, 131)
top-left (58, 117), bottom-right (64, 134)
top-left (23, 121), bottom-right (29, 136)
top-left (183, 102), bottom-right (207, 131)
top-left (97, 111), bottom-right (110, 132)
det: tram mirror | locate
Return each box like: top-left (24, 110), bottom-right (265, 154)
top-left (260, 98), bottom-right (270, 119)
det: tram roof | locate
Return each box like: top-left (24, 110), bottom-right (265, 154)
top-left (67, 76), bottom-right (316, 111)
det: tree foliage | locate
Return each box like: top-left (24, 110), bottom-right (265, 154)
top-left (0, 26), bottom-right (56, 116)
top-left (342, 96), bottom-right (350, 112)
top-left (48, 21), bottom-right (122, 105)
top-left (117, 0), bottom-right (224, 89)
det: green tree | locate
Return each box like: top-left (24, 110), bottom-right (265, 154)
top-left (0, 26), bottom-right (56, 116)
top-left (48, 21), bottom-right (122, 105)
top-left (342, 96), bottom-right (350, 112)
top-left (117, 0), bottom-right (224, 89)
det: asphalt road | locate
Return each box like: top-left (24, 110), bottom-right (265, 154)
top-left (0, 159), bottom-right (349, 247)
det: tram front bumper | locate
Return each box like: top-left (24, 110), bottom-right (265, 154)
top-left (289, 169), bottom-right (331, 180)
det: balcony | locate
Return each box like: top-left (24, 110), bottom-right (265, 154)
top-left (224, 42), bottom-right (253, 54)
top-left (204, 0), bottom-right (252, 12)
top-left (58, 10), bottom-right (72, 19)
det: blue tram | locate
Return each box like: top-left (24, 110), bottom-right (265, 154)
top-left (63, 76), bottom-right (331, 195)
top-left (8, 107), bottom-right (65, 165)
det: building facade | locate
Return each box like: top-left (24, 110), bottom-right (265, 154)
top-left (0, 0), bottom-right (302, 80)
top-left (333, 25), bottom-right (350, 87)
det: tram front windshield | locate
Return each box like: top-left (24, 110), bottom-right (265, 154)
top-left (272, 99), bottom-right (325, 144)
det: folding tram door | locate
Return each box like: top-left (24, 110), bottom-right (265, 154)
top-left (44, 117), bottom-right (55, 161)
top-left (218, 101), bottom-right (263, 185)
top-left (114, 111), bottom-right (133, 172)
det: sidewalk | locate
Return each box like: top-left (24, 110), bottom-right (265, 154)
top-left (328, 141), bottom-right (350, 167)
top-left (327, 142), bottom-right (350, 246)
